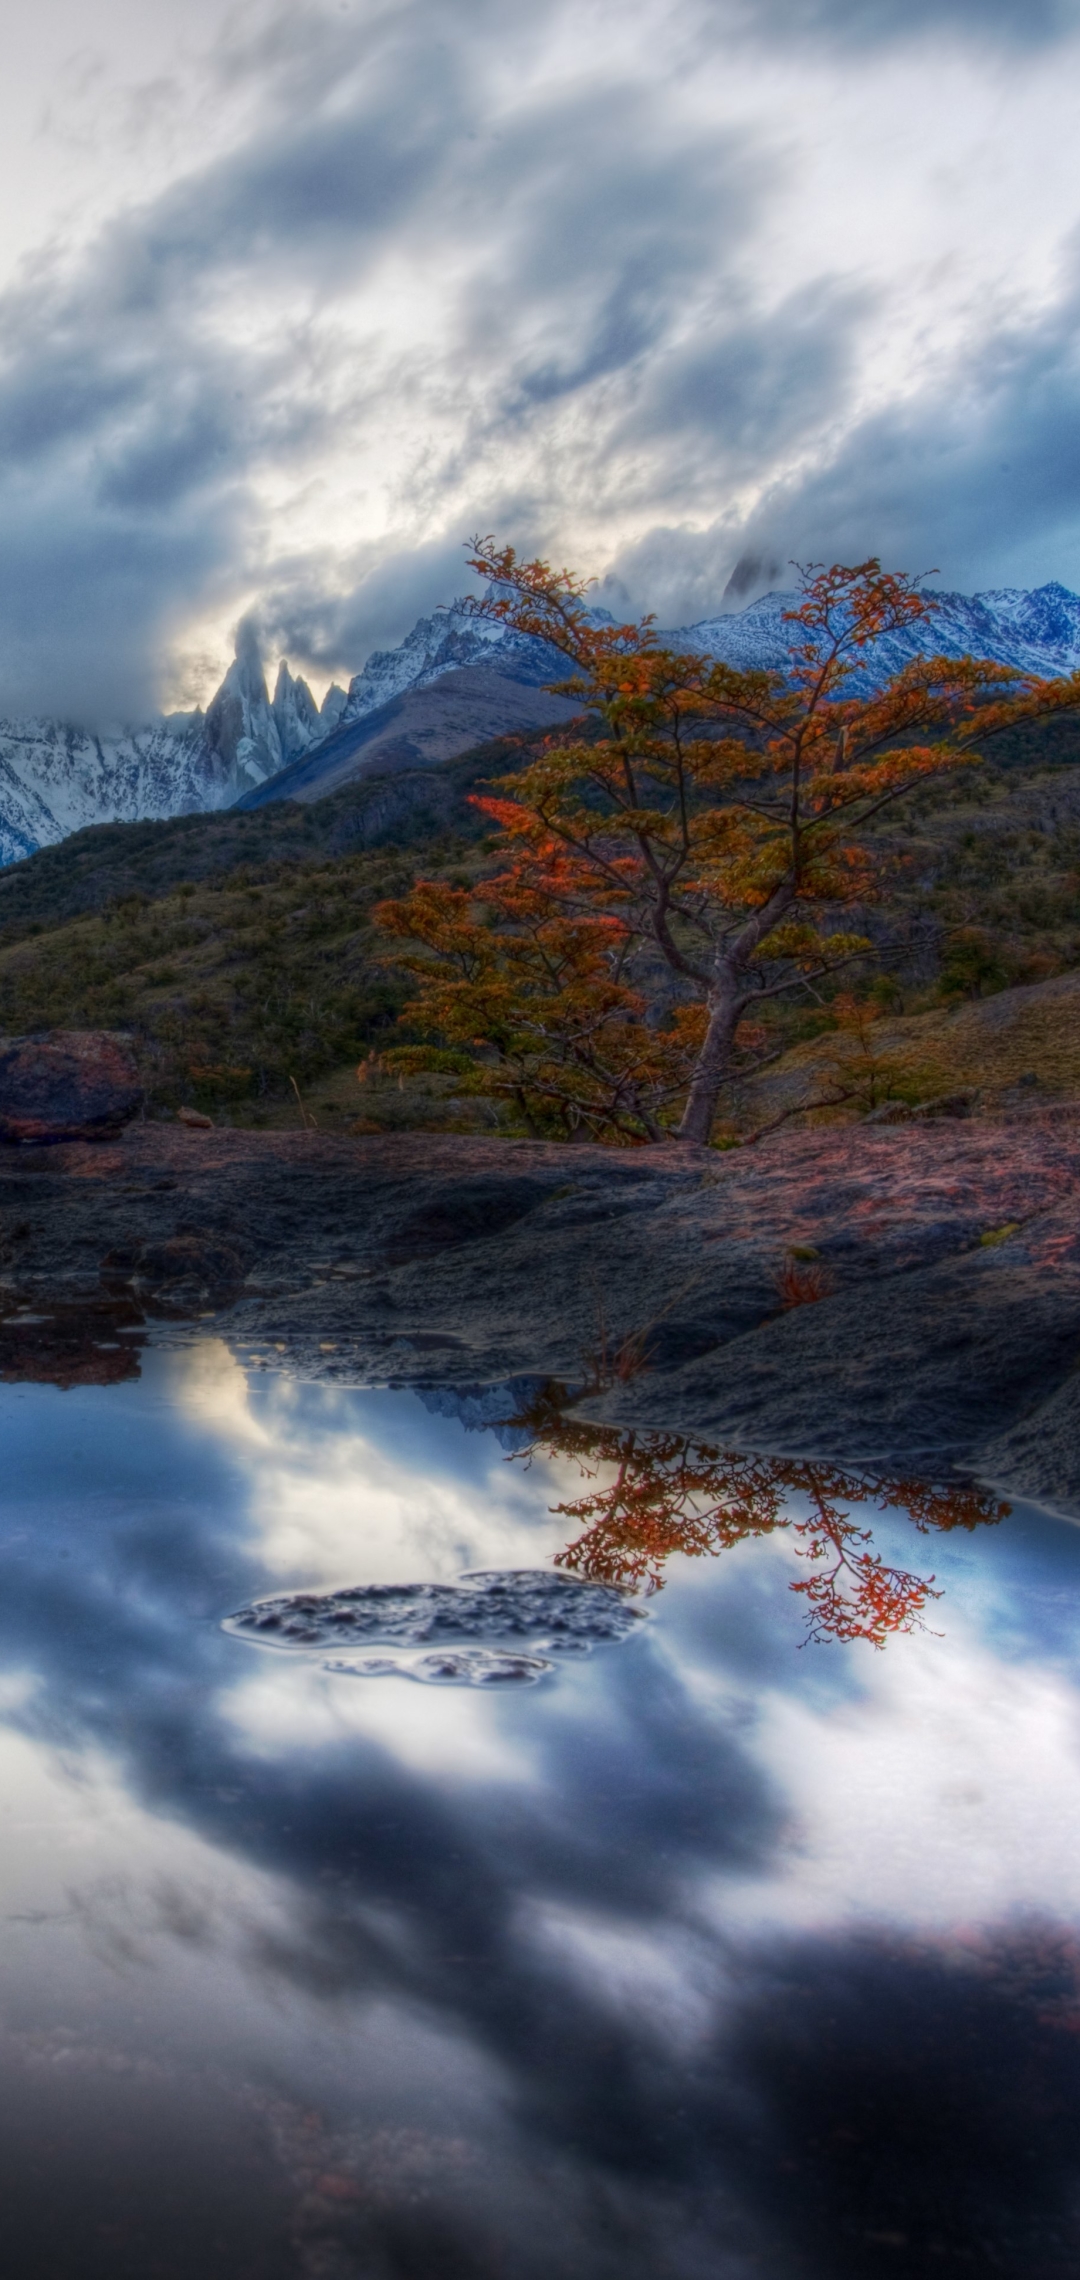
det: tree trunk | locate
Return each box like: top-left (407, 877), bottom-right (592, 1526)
top-left (673, 880), bottom-right (798, 1145)
top-left (675, 976), bottom-right (744, 1144)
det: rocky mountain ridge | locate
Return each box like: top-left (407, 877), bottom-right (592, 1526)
top-left (0, 626), bottom-right (347, 867)
top-left (685, 578), bottom-right (1080, 683)
top-left (338, 603), bottom-right (565, 723)
top-left (338, 580), bottom-right (1080, 707)
top-left (4, 579), bottom-right (1080, 863)
top-left (238, 577), bottom-right (1080, 813)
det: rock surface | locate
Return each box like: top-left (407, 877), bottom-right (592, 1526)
top-left (236, 664), bottom-right (582, 807)
top-left (225, 1570), bottom-right (648, 1689)
top-left (0, 1030), bottom-right (144, 1143)
top-left (0, 1113), bottom-right (1078, 1511)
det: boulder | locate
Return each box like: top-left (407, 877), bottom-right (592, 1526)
top-left (100, 1230), bottom-right (250, 1309)
top-left (0, 1030), bottom-right (143, 1143)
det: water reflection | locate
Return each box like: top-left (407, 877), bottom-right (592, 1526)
top-left (513, 1385), bottom-right (1008, 1645)
top-left (0, 1347), bottom-right (1076, 2277)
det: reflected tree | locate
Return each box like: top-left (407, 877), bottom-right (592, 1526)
top-left (511, 1389), bottom-right (1008, 1647)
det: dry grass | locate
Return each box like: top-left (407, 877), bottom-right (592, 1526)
top-left (731, 969), bottom-right (1080, 1133)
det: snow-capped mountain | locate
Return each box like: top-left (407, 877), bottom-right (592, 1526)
top-left (199, 578), bottom-right (1080, 817)
top-left (0, 629), bottom-right (345, 867)
top-left (340, 581), bottom-right (1080, 697)
top-left (4, 579), bottom-right (1080, 867)
top-left (201, 619), bottom-right (333, 791)
top-left (339, 603), bottom-right (566, 724)
top-left (681, 580), bottom-right (1080, 683)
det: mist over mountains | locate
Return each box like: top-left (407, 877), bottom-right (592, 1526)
top-left (4, 579), bottom-right (1080, 866)
top-left (0, 631), bottom-right (348, 870)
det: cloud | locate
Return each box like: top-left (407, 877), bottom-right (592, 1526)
top-left (720, 258), bottom-right (1080, 593)
top-left (258, 533), bottom-right (488, 677)
top-left (0, 0), bottom-right (492, 716)
top-left (730, 0), bottom-right (1079, 50)
top-left (456, 87), bottom-right (765, 408)
top-left (586, 242), bottom-right (1080, 618)
top-left (1, 0), bottom-right (1079, 716)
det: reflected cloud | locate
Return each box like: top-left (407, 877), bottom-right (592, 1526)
top-left (222, 1658), bottom-right (537, 1781)
top-left (0, 1353), bottom-right (1076, 2273)
top-left (175, 1343), bottom-right (561, 1586)
top-left (714, 1626), bottom-right (1080, 1936)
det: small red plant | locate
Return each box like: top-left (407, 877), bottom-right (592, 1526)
top-left (777, 1255), bottom-right (833, 1308)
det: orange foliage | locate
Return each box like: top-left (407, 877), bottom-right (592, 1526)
top-left (511, 1390), bottom-right (1008, 1647)
top-left (375, 545), bottom-right (1079, 1144)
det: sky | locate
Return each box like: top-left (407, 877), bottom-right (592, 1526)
top-left (3, 0), bottom-right (1080, 719)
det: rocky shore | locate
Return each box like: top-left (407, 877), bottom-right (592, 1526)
top-left (4, 1104), bottom-right (1080, 1515)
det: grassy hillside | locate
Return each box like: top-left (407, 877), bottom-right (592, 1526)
top-left (0, 735), bottom-right (528, 938)
top-left (1, 706), bottom-right (1079, 1134)
top-left (726, 968), bottom-right (1080, 1137)
top-left (0, 734), bottom-right (547, 1126)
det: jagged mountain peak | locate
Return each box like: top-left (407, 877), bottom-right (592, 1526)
top-left (319, 683), bottom-right (347, 730)
top-left (3, 575), bottom-right (1080, 865)
top-left (203, 627), bottom-right (328, 792)
top-left (271, 658), bottom-right (321, 758)
top-left (0, 623), bottom-right (329, 865)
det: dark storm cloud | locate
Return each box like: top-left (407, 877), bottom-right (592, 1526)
top-left (589, 281), bottom-right (871, 623)
top-left (116, 37), bottom-right (468, 297)
top-left (458, 89), bottom-right (765, 414)
top-left (608, 279), bottom-right (871, 524)
top-left (627, 289), bottom-right (861, 457)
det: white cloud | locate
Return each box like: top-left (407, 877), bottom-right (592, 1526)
top-left (704, 1615), bottom-right (1080, 1936)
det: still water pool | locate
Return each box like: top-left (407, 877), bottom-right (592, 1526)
top-left (2, 1339), bottom-right (1080, 2277)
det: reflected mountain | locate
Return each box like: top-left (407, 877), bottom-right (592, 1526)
top-left (512, 1386), bottom-right (1008, 1646)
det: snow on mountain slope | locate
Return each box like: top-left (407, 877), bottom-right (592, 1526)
top-left (0, 628), bottom-right (339, 866)
top-left (340, 604), bottom-right (566, 723)
top-left (4, 581), bottom-right (1080, 866)
top-left (683, 580), bottom-right (1080, 681)
top-left (0, 712), bottom-right (251, 868)
top-left (340, 581), bottom-right (1080, 726)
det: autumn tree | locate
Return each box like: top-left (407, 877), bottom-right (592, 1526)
top-left (377, 543), bottom-right (1078, 1144)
